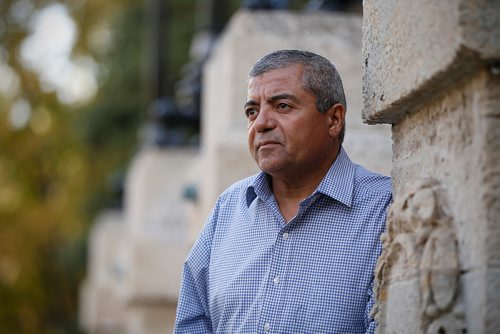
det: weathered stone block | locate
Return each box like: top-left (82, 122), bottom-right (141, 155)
top-left (386, 63), bottom-right (500, 333)
top-left (78, 210), bottom-right (127, 333)
top-left (122, 147), bottom-right (195, 299)
top-left (123, 237), bottom-right (188, 302)
top-left (391, 70), bottom-right (499, 271)
top-left (125, 147), bottom-right (198, 238)
top-left (384, 278), bottom-right (421, 334)
top-left (362, 0), bottom-right (500, 124)
top-left (373, 179), bottom-right (464, 333)
top-left (462, 268), bottom-right (500, 333)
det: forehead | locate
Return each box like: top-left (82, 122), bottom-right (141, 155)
top-left (247, 64), bottom-right (304, 94)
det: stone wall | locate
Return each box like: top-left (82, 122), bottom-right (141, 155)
top-left (363, 0), bottom-right (500, 333)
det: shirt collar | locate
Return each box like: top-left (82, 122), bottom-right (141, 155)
top-left (315, 147), bottom-right (355, 207)
top-left (246, 147), bottom-right (355, 208)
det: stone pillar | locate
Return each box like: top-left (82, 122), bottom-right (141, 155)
top-left (193, 9), bottom-right (392, 240)
top-left (79, 210), bottom-right (127, 333)
top-left (363, 1), bottom-right (500, 333)
top-left (79, 147), bottom-right (198, 334)
top-left (120, 147), bottom-right (197, 333)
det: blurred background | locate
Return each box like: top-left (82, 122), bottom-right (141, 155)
top-left (1, 1), bottom-right (354, 333)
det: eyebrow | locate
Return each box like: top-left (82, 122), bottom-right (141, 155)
top-left (268, 93), bottom-right (299, 104)
top-left (244, 94), bottom-right (299, 109)
top-left (244, 100), bottom-right (258, 109)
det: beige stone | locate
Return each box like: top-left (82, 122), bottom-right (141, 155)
top-left (363, 0), bottom-right (500, 331)
top-left (362, 0), bottom-right (500, 124)
top-left (373, 70), bottom-right (500, 333)
top-left (125, 147), bottom-right (198, 239)
top-left (78, 210), bottom-right (127, 333)
top-left (462, 268), bottom-right (500, 334)
top-left (111, 147), bottom-right (196, 333)
top-left (373, 179), bottom-right (463, 333)
top-left (391, 70), bottom-right (499, 271)
top-left (122, 237), bottom-right (188, 302)
top-left (124, 304), bottom-right (177, 334)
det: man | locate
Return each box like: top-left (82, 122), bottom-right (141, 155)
top-left (175, 50), bottom-right (392, 333)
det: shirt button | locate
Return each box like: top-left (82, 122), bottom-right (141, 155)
top-left (282, 232), bottom-right (289, 240)
top-left (264, 322), bottom-right (271, 331)
top-left (273, 276), bottom-right (280, 284)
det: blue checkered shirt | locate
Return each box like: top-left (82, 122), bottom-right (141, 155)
top-left (175, 148), bottom-right (392, 333)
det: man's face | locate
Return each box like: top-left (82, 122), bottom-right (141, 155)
top-left (246, 64), bottom-right (339, 178)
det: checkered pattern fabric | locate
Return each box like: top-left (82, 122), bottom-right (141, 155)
top-left (175, 148), bottom-right (392, 333)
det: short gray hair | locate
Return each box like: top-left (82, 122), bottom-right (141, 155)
top-left (249, 50), bottom-right (346, 143)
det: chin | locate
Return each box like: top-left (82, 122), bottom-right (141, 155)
top-left (258, 162), bottom-right (284, 175)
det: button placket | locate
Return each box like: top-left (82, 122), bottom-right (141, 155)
top-left (259, 225), bottom-right (291, 333)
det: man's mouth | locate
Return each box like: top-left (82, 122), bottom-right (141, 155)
top-left (257, 141), bottom-right (280, 150)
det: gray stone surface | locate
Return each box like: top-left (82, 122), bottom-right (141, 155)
top-left (362, 0), bottom-right (500, 124)
top-left (363, 0), bottom-right (500, 331)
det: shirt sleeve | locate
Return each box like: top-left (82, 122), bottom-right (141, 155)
top-left (174, 202), bottom-right (219, 333)
top-left (365, 189), bottom-right (391, 334)
top-left (364, 279), bottom-right (377, 334)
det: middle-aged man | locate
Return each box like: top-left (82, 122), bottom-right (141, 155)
top-left (175, 50), bottom-right (392, 333)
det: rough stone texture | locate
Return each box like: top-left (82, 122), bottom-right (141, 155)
top-left (462, 268), bottom-right (500, 333)
top-left (362, 0), bottom-right (500, 124)
top-left (392, 70), bottom-right (500, 272)
top-left (372, 59), bottom-right (499, 333)
top-left (197, 10), bottom-right (392, 235)
top-left (363, 0), bottom-right (500, 332)
top-left (373, 179), bottom-right (465, 333)
top-left (385, 70), bottom-right (500, 333)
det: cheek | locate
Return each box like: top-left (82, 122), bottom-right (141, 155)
top-left (247, 127), bottom-right (255, 150)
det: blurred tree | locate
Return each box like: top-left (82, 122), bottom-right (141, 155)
top-left (0, 0), bottom-right (314, 332)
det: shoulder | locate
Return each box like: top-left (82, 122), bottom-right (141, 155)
top-left (190, 173), bottom-right (259, 250)
top-left (217, 173), bottom-right (258, 202)
top-left (206, 173), bottom-right (261, 222)
top-left (353, 164), bottom-right (392, 200)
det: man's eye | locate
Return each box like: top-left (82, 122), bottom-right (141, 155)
top-left (245, 109), bottom-right (258, 119)
top-left (277, 103), bottom-right (290, 110)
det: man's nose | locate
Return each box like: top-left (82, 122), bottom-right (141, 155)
top-left (253, 106), bottom-right (276, 132)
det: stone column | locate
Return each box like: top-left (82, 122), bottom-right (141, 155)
top-left (362, 1), bottom-right (500, 333)
top-left (120, 147), bottom-right (197, 333)
top-left (79, 210), bottom-right (127, 333)
top-left (192, 9), bottom-right (393, 240)
top-left (80, 148), bottom-right (198, 334)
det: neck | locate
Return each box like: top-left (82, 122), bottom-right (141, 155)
top-left (271, 146), bottom-right (341, 223)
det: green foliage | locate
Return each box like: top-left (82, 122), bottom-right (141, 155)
top-left (0, 0), bottom-right (314, 332)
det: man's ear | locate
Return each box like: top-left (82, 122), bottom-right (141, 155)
top-left (327, 103), bottom-right (345, 138)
